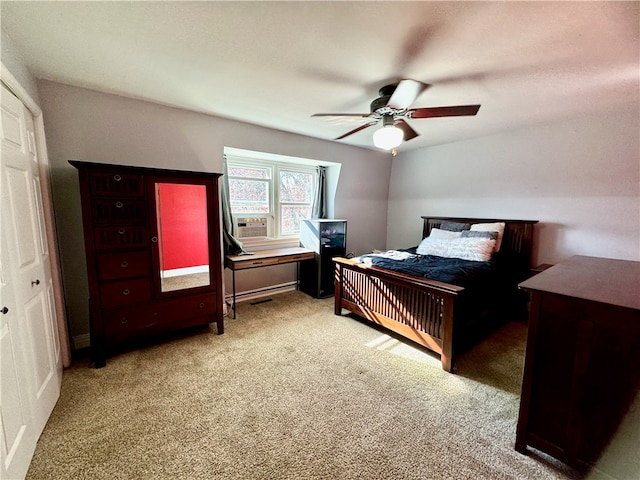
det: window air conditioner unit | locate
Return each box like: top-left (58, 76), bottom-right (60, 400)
top-left (236, 217), bottom-right (268, 239)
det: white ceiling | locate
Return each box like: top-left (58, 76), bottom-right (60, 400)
top-left (2, 1), bottom-right (638, 152)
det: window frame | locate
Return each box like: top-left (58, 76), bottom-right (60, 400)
top-left (226, 157), bottom-right (317, 241)
top-left (227, 162), bottom-right (274, 219)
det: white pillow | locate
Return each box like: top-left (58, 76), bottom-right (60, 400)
top-left (470, 222), bottom-right (505, 252)
top-left (416, 236), bottom-right (496, 262)
top-left (428, 228), bottom-right (463, 240)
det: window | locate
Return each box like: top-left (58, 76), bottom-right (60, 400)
top-left (226, 157), bottom-right (317, 239)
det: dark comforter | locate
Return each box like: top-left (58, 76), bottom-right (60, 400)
top-left (360, 248), bottom-right (499, 288)
top-left (359, 247), bottom-right (529, 329)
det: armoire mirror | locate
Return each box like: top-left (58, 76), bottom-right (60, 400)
top-left (154, 182), bottom-right (210, 293)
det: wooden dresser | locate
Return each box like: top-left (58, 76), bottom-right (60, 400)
top-left (516, 255), bottom-right (640, 468)
top-left (71, 161), bottom-right (224, 367)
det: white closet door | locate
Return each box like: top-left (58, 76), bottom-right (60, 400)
top-left (1, 83), bottom-right (62, 480)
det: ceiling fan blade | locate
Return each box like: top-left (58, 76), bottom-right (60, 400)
top-left (408, 104), bottom-right (481, 119)
top-left (312, 113), bottom-right (372, 118)
top-left (334, 121), bottom-right (378, 140)
top-left (387, 79), bottom-right (430, 110)
top-left (394, 119), bottom-right (419, 141)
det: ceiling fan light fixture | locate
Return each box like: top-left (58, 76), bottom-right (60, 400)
top-left (373, 124), bottom-right (404, 150)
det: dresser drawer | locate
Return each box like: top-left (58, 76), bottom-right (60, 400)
top-left (102, 293), bottom-right (218, 339)
top-left (278, 252), bottom-right (314, 263)
top-left (231, 256), bottom-right (280, 270)
top-left (89, 171), bottom-right (144, 197)
top-left (91, 198), bottom-right (147, 224)
top-left (100, 278), bottom-right (151, 309)
top-left (94, 226), bottom-right (148, 250)
top-left (159, 293), bottom-right (218, 325)
top-left (97, 250), bottom-right (150, 281)
top-left (102, 303), bottom-right (159, 338)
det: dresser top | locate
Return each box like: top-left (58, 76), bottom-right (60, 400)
top-left (69, 160), bottom-right (222, 179)
top-left (519, 255), bottom-right (640, 311)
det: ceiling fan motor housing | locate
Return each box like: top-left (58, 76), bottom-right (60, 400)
top-left (370, 95), bottom-right (391, 113)
top-left (370, 84), bottom-right (405, 116)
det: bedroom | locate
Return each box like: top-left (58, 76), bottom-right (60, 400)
top-left (1, 2), bottom-right (638, 479)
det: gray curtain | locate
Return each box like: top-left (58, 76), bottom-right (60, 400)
top-left (221, 157), bottom-right (246, 255)
top-left (311, 166), bottom-right (327, 219)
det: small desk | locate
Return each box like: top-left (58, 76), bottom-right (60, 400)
top-left (225, 247), bottom-right (315, 318)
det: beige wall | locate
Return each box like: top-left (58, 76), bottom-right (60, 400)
top-left (1, 28), bottom-right (40, 104)
top-left (37, 80), bottom-right (391, 341)
top-left (30, 81), bottom-right (640, 343)
top-left (388, 107), bottom-right (640, 265)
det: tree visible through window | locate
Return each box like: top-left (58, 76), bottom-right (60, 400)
top-left (279, 170), bottom-right (314, 235)
top-left (227, 159), bottom-right (316, 238)
top-left (228, 165), bottom-right (271, 214)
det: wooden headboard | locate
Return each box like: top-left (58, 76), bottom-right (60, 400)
top-left (421, 216), bottom-right (539, 269)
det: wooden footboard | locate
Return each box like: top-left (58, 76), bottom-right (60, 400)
top-left (334, 257), bottom-right (463, 372)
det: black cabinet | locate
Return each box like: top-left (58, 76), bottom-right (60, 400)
top-left (299, 219), bottom-right (347, 298)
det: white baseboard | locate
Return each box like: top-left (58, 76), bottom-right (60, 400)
top-left (161, 265), bottom-right (208, 278)
top-left (226, 281), bottom-right (297, 306)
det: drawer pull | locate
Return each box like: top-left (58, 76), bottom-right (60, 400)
top-left (120, 261), bottom-right (129, 268)
top-left (151, 236), bottom-right (158, 243)
top-left (199, 302), bottom-right (205, 308)
top-left (122, 289), bottom-right (130, 296)
top-left (115, 201), bottom-right (124, 209)
top-left (252, 261), bottom-right (264, 265)
top-left (120, 317), bottom-right (128, 324)
top-left (118, 228), bottom-right (126, 235)
top-left (114, 174), bottom-right (122, 182)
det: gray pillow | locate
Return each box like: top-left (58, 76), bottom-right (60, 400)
top-left (461, 230), bottom-right (498, 240)
top-left (440, 221), bottom-right (471, 232)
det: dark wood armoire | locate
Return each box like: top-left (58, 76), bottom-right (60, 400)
top-left (70, 161), bottom-right (224, 367)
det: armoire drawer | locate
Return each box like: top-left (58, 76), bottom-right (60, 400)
top-left (97, 250), bottom-right (150, 281)
top-left (159, 293), bottom-right (217, 325)
top-left (91, 198), bottom-right (147, 224)
top-left (102, 302), bottom-right (159, 338)
top-left (100, 278), bottom-right (151, 309)
top-left (89, 171), bottom-right (145, 197)
top-left (102, 293), bottom-right (217, 339)
top-left (94, 226), bottom-right (148, 250)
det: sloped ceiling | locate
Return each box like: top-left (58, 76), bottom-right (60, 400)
top-left (1, 1), bottom-right (638, 152)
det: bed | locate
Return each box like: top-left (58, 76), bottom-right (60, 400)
top-left (333, 216), bottom-right (538, 372)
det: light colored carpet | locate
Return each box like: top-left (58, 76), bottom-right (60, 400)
top-left (27, 291), bottom-right (586, 480)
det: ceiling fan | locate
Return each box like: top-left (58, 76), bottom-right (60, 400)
top-left (312, 79), bottom-right (480, 151)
